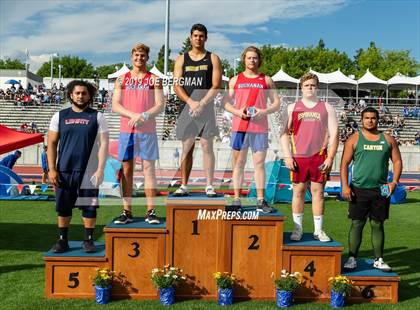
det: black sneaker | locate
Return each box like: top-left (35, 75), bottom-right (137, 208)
top-left (52, 239), bottom-right (69, 253)
top-left (145, 209), bottom-right (160, 224)
top-left (82, 239), bottom-right (96, 253)
top-left (226, 198), bottom-right (242, 212)
top-left (113, 210), bottom-right (134, 224)
top-left (256, 199), bottom-right (275, 213)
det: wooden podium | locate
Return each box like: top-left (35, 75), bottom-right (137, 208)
top-left (165, 193), bottom-right (226, 299)
top-left (44, 194), bottom-right (400, 304)
top-left (44, 241), bottom-right (107, 299)
top-left (342, 258), bottom-right (400, 304)
top-left (282, 232), bottom-right (343, 302)
top-left (224, 209), bottom-right (285, 300)
top-left (103, 218), bottom-right (167, 299)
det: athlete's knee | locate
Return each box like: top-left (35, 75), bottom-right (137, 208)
top-left (200, 140), bottom-right (213, 153)
top-left (82, 209), bottom-right (97, 219)
top-left (293, 188), bottom-right (306, 199)
top-left (58, 210), bottom-right (72, 217)
top-left (352, 218), bottom-right (367, 228)
top-left (370, 219), bottom-right (383, 229)
top-left (142, 162), bottom-right (155, 176)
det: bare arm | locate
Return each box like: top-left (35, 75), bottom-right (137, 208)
top-left (340, 133), bottom-right (358, 201)
top-left (111, 76), bottom-right (135, 119)
top-left (93, 131), bottom-right (109, 187)
top-left (147, 74), bottom-right (165, 118)
top-left (173, 54), bottom-right (198, 108)
top-left (198, 53), bottom-right (222, 107)
top-left (323, 103), bottom-right (339, 171)
top-left (263, 76), bottom-right (281, 115)
top-left (47, 130), bottom-right (60, 187)
top-left (280, 103), bottom-right (297, 171)
top-left (385, 134), bottom-right (403, 194)
top-left (222, 76), bottom-right (247, 119)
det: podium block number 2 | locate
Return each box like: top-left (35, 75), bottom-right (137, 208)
top-left (67, 272), bottom-right (79, 288)
top-left (248, 235), bottom-right (260, 250)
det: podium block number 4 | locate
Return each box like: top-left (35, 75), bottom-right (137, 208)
top-left (304, 261), bottom-right (316, 277)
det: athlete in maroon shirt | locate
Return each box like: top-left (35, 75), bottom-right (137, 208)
top-left (280, 73), bottom-right (339, 242)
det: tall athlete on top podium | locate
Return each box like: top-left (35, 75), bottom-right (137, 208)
top-left (112, 43), bottom-right (164, 225)
top-left (223, 46), bottom-right (280, 212)
top-left (172, 24), bottom-right (222, 197)
top-left (280, 73), bottom-right (339, 242)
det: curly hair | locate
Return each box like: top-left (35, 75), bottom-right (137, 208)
top-left (66, 80), bottom-right (96, 105)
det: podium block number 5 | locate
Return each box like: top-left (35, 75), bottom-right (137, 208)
top-left (128, 242), bottom-right (140, 258)
top-left (67, 272), bottom-right (79, 288)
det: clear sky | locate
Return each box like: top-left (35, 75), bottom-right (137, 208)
top-left (1, 0), bottom-right (419, 73)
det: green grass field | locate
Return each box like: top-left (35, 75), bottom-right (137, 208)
top-left (0, 191), bottom-right (419, 309)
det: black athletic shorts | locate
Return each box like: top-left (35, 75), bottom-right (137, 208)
top-left (55, 171), bottom-right (99, 214)
top-left (348, 185), bottom-right (390, 221)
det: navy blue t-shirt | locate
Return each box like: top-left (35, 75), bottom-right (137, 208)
top-left (57, 107), bottom-right (99, 172)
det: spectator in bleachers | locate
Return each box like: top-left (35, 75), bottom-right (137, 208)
top-left (415, 132), bottom-right (420, 145)
top-left (403, 106), bottom-right (409, 117)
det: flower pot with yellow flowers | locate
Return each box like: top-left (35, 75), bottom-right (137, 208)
top-left (329, 275), bottom-right (353, 308)
top-left (213, 272), bottom-right (236, 306)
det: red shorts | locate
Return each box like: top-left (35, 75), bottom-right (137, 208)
top-left (291, 152), bottom-right (329, 183)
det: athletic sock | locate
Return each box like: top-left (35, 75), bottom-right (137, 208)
top-left (292, 213), bottom-right (304, 231)
top-left (59, 227), bottom-right (68, 240)
top-left (370, 219), bottom-right (385, 259)
top-left (348, 218), bottom-right (367, 257)
top-left (313, 215), bottom-right (324, 233)
top-left (84, 228), bottom-right (94, 241)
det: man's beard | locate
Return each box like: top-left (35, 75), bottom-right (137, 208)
top-left (73, 101), bottom-right (90, 109)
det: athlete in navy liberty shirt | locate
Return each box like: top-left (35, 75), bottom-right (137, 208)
top-left (48, 80), bottom-right (109, 253)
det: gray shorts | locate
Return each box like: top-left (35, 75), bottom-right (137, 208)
top-left (176, 104), bottom-right (219, 140)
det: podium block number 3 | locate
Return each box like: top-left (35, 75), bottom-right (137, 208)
top-left (128, 242), bottom-right (140, 258)
top-left (67, 272), bottom-right (79, 288)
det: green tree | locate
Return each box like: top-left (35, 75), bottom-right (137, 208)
top-left (179, 37), bottom-right (191, 54)
top-left (353, 42), bottom-right (384, 79)
top-left (95, 63), bottom-right (124, 79)
top-left (37, 55), bottom-right (94, 78)
top-left (220, 58), bottom-right (233, 77)
top-left (156, 45), bottom-right (174, 73)
top-left (0, 58), bottom-right (26, 70)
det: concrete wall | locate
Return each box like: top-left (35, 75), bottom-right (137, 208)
top-left (11, 141), bottom-right (420, 173)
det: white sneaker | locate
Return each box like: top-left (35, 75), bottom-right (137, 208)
top-left (290, 228), bottom-right (303, 241)
top-left (205, 185), bottom-right (217, 197)
top-left (373, 258), bottom-right (392, 272)
top-left (173, 185), bottom-right (189, 196)
top-left (313, 230), bottom-right (331, 242)
top-left (344, 257), bottom-right (357, 270)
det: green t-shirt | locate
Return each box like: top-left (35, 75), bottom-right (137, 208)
top-left (352, 131), bottom-right (391, 189)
